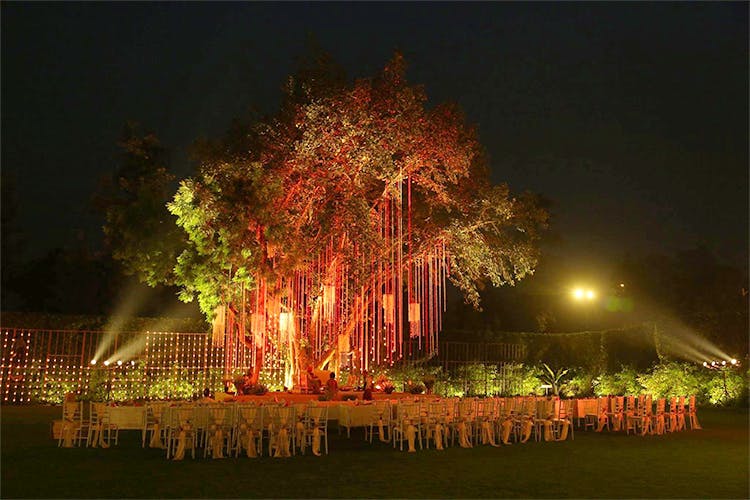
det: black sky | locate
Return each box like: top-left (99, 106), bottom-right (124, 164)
top-left (2, 2), bottom-right (748, 280)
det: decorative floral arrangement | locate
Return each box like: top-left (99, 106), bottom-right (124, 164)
top-left (382, 382), bottom-right (395, 394)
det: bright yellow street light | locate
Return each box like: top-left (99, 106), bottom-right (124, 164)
top-left (572, 287), bottom-right (596, 301)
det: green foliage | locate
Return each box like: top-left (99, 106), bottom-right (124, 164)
top-left (510, 363), bottom-right (544, 396)
top-left (98, 122), bottom-right (186, 287)
top-left (706, 368), bottom-right (749, 406)
top-left (593, 365), bottom-right (644, 396)
top-left (447, 189), bottom-right (548, 308)
top-left (539, 363), bottom-right (569, 396)
top-left (561, 367), bottom-right (597, 397)
top-left (637, 361), bottom-right (706, 400)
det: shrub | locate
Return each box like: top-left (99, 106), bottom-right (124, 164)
top-left (594, 365), bottom-right (643, 397)
top-left (706, 369), bottom-right (748, 406)
top-left (638, 361), bottom-right (705, 401)
top-left (562, 368), bottom-right (596, 397)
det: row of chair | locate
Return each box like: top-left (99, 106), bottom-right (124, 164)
top-left (143, 402), bottom-right (330, 459)
top-left (57, 401), bottom-right (120, 448)
top-left (584, 395), bottom-right (700, 435)
top-left (352, 396), bottom-right (575, 452)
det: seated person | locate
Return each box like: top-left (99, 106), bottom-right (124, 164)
top-left (223, 381), bottom-right (236, 396)
top-left (241, 374), bottom-right (253, 395)
top-left (200, 388), bottom-right (216, 402)
top-left (306, 365), bottom-right (323, 393)
top-left (325, 372), bottom-right (339, 399)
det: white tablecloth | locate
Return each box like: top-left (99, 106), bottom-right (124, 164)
top-left (107, 406), bottom-right (146, 429)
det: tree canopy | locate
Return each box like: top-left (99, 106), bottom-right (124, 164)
top-left (106, 52), bottom-right (548, 383)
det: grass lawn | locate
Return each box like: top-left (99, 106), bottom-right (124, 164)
top-left (1, 405), bottom-right (747, 499)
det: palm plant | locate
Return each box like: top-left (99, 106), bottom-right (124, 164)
top-left (540, 363), bottom-right (570, 396)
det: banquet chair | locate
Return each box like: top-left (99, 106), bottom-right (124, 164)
top-left (166, 405), bottom-right (197, 460)
top-left (266, 405), bottom-right (296, 457)
top-left (203, 404), bottom-right (233, 458)
top-left (449, 398), bottom-right (476, 447)
top-left (303, 405), bottom-right (329, 455)
top-left (533, 398), bottom-right (555, 442)
top-left (474, 398), bottom-right (498, 445)
top-left (424, 400), bottom-right (450, 449)
top-left (594, 397), bottom-right (610, 432)
top-left (554, 399), bottom-right (575, 440)
top-left (686, 395), bottom-right (701, 430)
top-left (142, 402), bottom-right (168, 448)
top-left (651, 397), bottom-right (666, 435)
top-left (665, 397), bottom-right (678, 432)
top-left (626, 397), bottom-right (650, 436)
top-left (88, 402), bottom-right (119, 447)
top-left (392, 402), bottom-right (423, 451)
top-left (512, 397), bottom-right (536, 443)
top-left (607, 396), bottom-right (624, 431)
top-left (366, 400), bottom-right (392, 443)
top-left (233, 403), bottom-right (263, 457)
top-left (675, 396), bottom-right (686, 431)
top-left (583, 399), bottom-right (600, 431)
top-left (58, 400), bottom-right (88, 447)
top-left (641, 395), bottom-right (654, 435)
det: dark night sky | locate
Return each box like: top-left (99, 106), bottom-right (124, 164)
top-left (2, 3), bottom-right (748, 283)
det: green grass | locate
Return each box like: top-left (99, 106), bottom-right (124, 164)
top-left (1, 405), bottom-right (748, 498)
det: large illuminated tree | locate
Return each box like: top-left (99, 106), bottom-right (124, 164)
top-left (119, 53), bottom-right (548, 386)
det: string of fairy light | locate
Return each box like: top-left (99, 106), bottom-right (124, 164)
top-left (0, 328), bottom-right (280, 403)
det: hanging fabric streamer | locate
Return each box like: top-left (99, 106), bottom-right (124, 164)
top-left (378, 417), bottom-right (386, 442)
top-left (457, 421), bottom-right (472, 448)
top-left (543, 419), bottom-right (554, 442)
top-left (434, 423), bottom-right (444, 450)
top-left (481, 421), bottom-right (500, 447)
top-left (520, 416), bottom-right (533, 443)
top-left (296, 421), bottom-right (306, 453)
top-left (238, 422), bottom-right (257, 458)
top-left (60, 402), bottom-right (80, 448)
top-left (500, 417), bottom-right (513, 445)
top-left (382, 293), bottom-right (395, 324)
top-left (556, 419), bottom-right (570, 441)
top-left (406, 422), bottom-right (417, 452)
top-left (312, 427), bottom-right (322, 456)
top-left (408, 302), bottom-right (420, 338)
